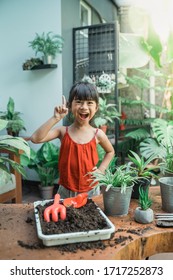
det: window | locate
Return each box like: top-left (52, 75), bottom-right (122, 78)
top-left (80, 1), bottom-right (91, 26)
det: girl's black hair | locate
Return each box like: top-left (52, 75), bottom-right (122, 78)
top-left (68, 81), bottom-right (99, 108)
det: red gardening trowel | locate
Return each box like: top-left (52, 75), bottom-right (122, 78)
top-left (63, 193), bottom-right (88, 208)
top-left (44, 194), bottom-right (66, 222)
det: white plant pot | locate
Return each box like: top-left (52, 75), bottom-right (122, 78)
top-left (134, 207), bottom-right (154, 224)
top-left (43, 55), bottom-right (54, 64)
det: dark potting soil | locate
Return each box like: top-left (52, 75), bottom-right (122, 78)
top-left (17, 201), bottom-right (154, 254)
top-left (36, 199), bottom-right (109, 235)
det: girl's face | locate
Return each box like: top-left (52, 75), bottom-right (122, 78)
top-left (71, 98), bottom-right (98, 123)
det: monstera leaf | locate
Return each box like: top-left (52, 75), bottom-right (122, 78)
top-left (151, 119), bottom-right (173, 147)
top-left (139, 119), bottom-right (173, 160)
top-left (140, 138), bottom-right (166, 161)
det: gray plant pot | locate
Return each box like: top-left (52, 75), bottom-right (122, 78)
top-left (159, 177), bottom-right (173, 212)
top-left (134, 207), bottom-right (154, 224)
top-left (39, 185), bottom-right (54, 200)
top-left (102, 185), bottom-right (133, 216)
top-left (164, 171), bottom-right (173, 177)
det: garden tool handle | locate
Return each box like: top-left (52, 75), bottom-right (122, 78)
top-left (43, 193), bottom-right (66, 222)
top-left (54, 193), bottom-right (61, 205)
top-left (63, 192), bottom-right (88, 208)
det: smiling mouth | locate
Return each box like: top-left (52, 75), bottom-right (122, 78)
top-left (79, 113), bottom-right (89, 120)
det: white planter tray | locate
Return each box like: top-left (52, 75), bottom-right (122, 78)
top-left (34, 199), bottom-right (115, 247)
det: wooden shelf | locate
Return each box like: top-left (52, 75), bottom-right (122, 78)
top-left (31, 64), bottom-right (57, 70)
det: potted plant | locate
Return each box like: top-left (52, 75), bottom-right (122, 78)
top-left (21, 142), bottom-right (60, 199)
top-left (0, 119), bottom-right (30, 182)
top-left (128, 150), bottom-right (158, 199)
top-left (95, 72), bottom-right (116, 94)
top-left (134, 186), bottom-right (154, 224)
top-left (94, 97), bottom-right (120, 133)
top-left (22, 57), bottom-right (43, 70)
top-left (139, 119), bottom-right (173, 176)
top-left (29, 31), bottom-right (64, 64)
top-left (139, 119), bottom-right (173, 212)
top-left (0, 97), bottom-right (26, 137)
top-left (89, 159), bottom-right (137, 216)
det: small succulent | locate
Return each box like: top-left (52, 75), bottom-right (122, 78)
top-left (138, 186), bottom-right (152, 210)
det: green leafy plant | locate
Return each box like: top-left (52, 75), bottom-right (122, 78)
top-left (29, 31), bottom-right (64, 58)
top-left (0, 119), bottom-right (30, 181)
top-left (139, 119), bottom-right (173, 174)
top-left (138, 186), bottom-right (152, 210)
top-left (120, 68), bottom-right (170, 129)
top-left (89, 160), bottom-right (137, 194)
top-left (21, 142), bottom-right (60, 187)
top-left (128, 150), bottom-right (158, 180)
top-left (94, 97), bottom-right (120, 127)
top-left (22, 57), bottom-right (43, 70)
top-left (0, 97), bottom-right (26, 136)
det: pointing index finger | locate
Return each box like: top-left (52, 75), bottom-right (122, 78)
top-left (62, 95), bottom-right (66, 106)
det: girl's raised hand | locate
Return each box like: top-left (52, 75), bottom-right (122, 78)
top-left (54, 95), bottom-right (68, 120)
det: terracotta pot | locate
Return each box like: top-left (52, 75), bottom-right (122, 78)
top-left (99, 125), bottom-right (107, 133)
top-left (7, 129), bottom-right (19, 137)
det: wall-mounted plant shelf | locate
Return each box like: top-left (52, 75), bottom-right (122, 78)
top-left (24, 64), bottom-right (57, 71)
top-left (31, 64), bottom-right (57, 70)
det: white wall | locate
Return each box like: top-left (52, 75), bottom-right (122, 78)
top-left (0, 0), bottom-right (63, 180)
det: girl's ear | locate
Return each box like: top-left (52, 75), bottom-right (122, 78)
top-left (95, 104), bottom-right (99, 112)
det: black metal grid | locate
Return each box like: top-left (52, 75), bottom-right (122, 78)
top-left (73, 23), bottom-right (118, 82)
top-left (73, 22), bottom-right (119, 151)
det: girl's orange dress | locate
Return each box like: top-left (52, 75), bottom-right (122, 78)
top-left (58, 127), bottom-right (99, 192)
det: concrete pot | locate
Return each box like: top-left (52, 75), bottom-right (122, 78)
top-left (134, 207), bottom-right (154, 224)
top-left (102, 185), bottom-right (133, 216)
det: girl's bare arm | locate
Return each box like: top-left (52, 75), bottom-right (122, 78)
top-left (96, 129), bottom-right (115, 172)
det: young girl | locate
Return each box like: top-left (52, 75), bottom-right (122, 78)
top-left (31, 82), bottom-right (115, 198)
